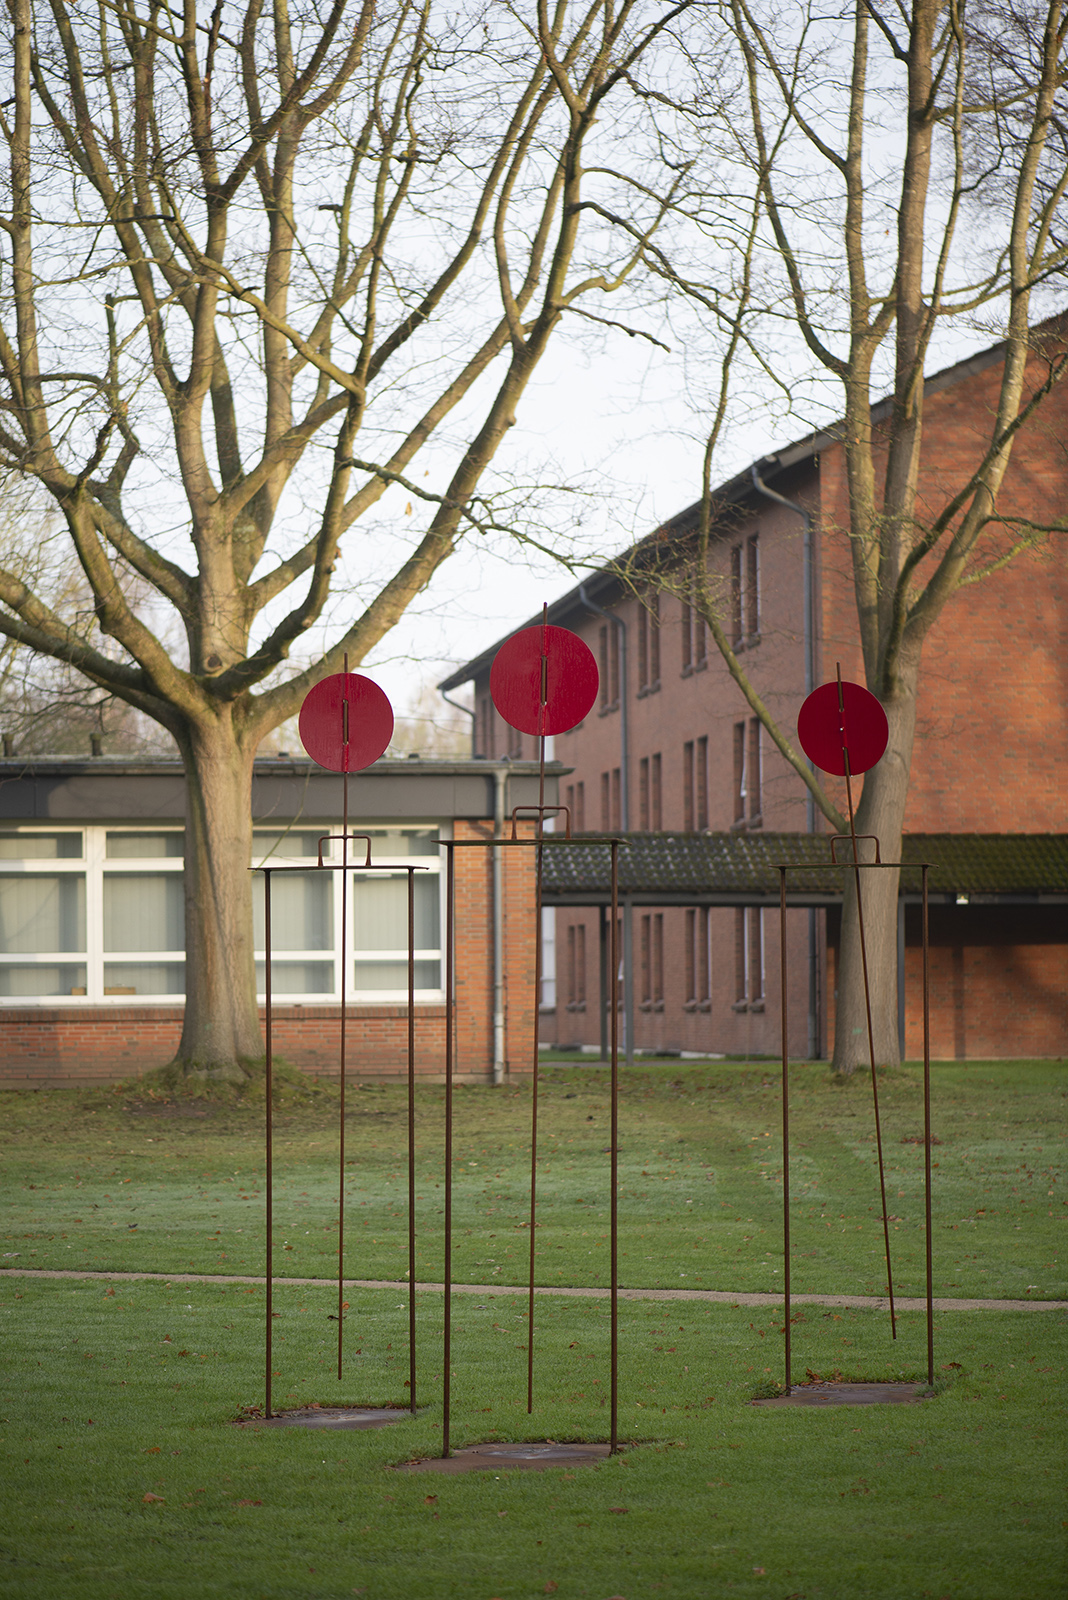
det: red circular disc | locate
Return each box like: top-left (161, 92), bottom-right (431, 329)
top-left (490, 624), bottom-right (599, 737)
top-left (797, 680), bottom-right (889, 776)
top-left (298, 673), bottom-right (394, 772)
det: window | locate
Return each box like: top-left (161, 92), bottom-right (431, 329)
top-left (574, 781), bottom-right (585, 833)
top-left (508, 724), bottom-right (523, 760)
top-left (733, 722), bottom-right (746, 823)
top-left (478, 696), bottom-right (494, 758)
top-left (566, 923), bottom-right (587, 1010)
top-left (684, 736), bottom-right (709, 832)
top-left (680, 573), bottom-right (706, 675)
top-left (685, 907), bottom-right (711, 1009)
top-left (600, 771), bottom-right (611, 831)
top-left (638, 758), bottom-right (650, 831)
top-left (683, 741), bottom-right (694, 831)
top-left (730, 545), bottom-right (743, 646)
top-left (638, 594), bottom-right (661, 693)
top-left (640, 912), bottom-right (664, 1010)
top-left (610, 767), bottom-right (621, 832)
top-left (747, 719), bottom-right (762, 821)
top-left (651, 753), bottom-right (662, 831)
top-left (681, 593), bottom-right (692, 673)
top-left (599, 622), bottom-right (620, 711)
top-left (733, 907), bottom-right (764, 1008)
top-left (746, 534), bottom-right (760, 640)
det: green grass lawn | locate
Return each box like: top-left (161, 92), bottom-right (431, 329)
top-left (0, 1059), bottom-right (1065, 1598)
top-left (2, 1060), bottom-right (1063, 1301)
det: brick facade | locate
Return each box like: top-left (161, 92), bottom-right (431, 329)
top-left (446, 325), bottom-right (1068, 1061)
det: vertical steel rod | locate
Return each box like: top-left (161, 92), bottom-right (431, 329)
top-left (264, 869), bottom-right (274, 1419)
top-left (609, 840), bottom-right (619, 1453)
top-left (338, 663), bottom-right (350, 1381)
top-left (442, 843), bottom-right (455, 1458)
top-left (526, 612), bottom-right (549, 1415)
top-left (408, 865), bottom-right (417, 1412)
top-left (779, 867), bottom-right (791, 1394)
top-left (922, 864), bottom-right (934, 1386)
top-left (837, 666), bottom-right (896, 1339)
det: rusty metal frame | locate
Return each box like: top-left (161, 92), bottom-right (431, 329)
top-left (439, 830), bottom-right (621, 1459)
top-left (256, 840), bottom-right (425, 1420)
top-left (777, 857), bottom-right (934, 1393)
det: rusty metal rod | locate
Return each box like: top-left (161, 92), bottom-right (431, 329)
top-left (265, 868), bottom-right (274, 1419)
top-left (836, 666), bottom-right (896, 1339)
top-left (408, 864), bottom-right (417, 1412)
top-left (442, 842), bottom-right (455, 1458)
top-left (610, 839), bottom-right (619, 1453)
top-left (338, 660), bottom-right (350, 1382)
top-left (923, 864), bottom-right (934, 1386)
top-left (780, 866), bottom-right (791, 1394)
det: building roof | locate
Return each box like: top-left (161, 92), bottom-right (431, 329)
top-left (538, 832), bottom-right (1068, 906)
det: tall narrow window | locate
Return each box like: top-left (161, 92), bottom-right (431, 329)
top-left (639, 757), bottom-right (650, 831)
top-left (609, 623), bottom-right (621, 707)
top-left (733, 907), bottom-right (747, 1004)
top-left (599, 626), bottom-right (610, 709)
top-left (567, 924), bottom-right (587, 1009)
top-left (748, 718), bottom-right (762, 820)
top-left (610, 767), bottom-right (622, 832)
top-left (685, 908), bottom-right (696, 1005)
top-left (640, 914), bottom-right (652, 1006)
top-left (652, 913), bottom-right (664, 1006)
top-left (649, 593), bottom-right (661, 685)
top-left (681, 592), bottom-right (692, 672)
top-left (693, 583), bottom-right (706, 667)
top-left (733, 722), bottom-right (746, 824)
top-left (565, 785), bottom-right (575, 831)
top-left (478, 697), bottom-right (493, 758)
top-left (575, 781), bottom-right (585, 833)
top-left (600, 771), bottom-right (611, 831)
top-left (651, 754), bottom-right (662, 830)
top-left (748, 907), bottom-right (765, 1001)
top-left (637, 604), bottom-right (648, 690)
top-left (730, 545), bottom-right (743, 646)
top-left (746, 535), bottom-right (760, 639)
top-left (683, 741), bottom-right (695, 831)
top-left (696, 736), bottom-right (709, 831)
top-left (686, 908), bottom-right (711, 1007)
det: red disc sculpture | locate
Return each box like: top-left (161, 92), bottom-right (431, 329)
top-left (490, 622), bottom-right (598, 736)
top-left (298, 672), bottom-right (394, 772)
top-left (797, 679), bottom-right (888, 776)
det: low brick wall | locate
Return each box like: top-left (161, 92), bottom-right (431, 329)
top-left (0, 1003), bottom-right (486, 1089)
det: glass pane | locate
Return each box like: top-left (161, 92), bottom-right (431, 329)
top-left (352, 875), bottom-right (439, 950)
top-left (103, 875), bottom-right (184, 952)
top-left (106, 833), bottom-right (183, 858)
top-left (104, 963), bottom-right (185, 995)
top-left (354, 960), bottom-right (440, 991)
top-left (252, 873), bottom-right (332, 950)
top-left (254, 832), bottom-right (323, 861)
top-left (0, 833), bottom-right (81, 859)
top-left (362, 829), bottom-right (439, 857)
top-left (0, 963), bottom-right (86, 996)
top-left (0, 876), bottom-right (86, 952)
top-left (255, 961), bottom-right (333, 995)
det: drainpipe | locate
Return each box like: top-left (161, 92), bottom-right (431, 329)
top-left (578, 586), bottom-right (633, 1066)
top-left (750, 463), bottom-right (821, 1060)
top-left (492, 763), bottom-right (507, 1084)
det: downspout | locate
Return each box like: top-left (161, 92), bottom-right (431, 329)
top-left (750, 463), bottom-right (822, 1060)
top-left (578, 586), bottom-right (633, 1066)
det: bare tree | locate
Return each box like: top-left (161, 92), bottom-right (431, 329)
top-left (0, 0), bottom-right (704, 1079)
top-left (634, 0), bottom-right (1067, 1071)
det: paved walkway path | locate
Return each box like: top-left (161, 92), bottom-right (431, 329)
top-left (3, 1266), bottom-right (1063, 1313)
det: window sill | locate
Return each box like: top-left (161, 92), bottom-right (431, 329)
top-left (598, 703), bottom-right (620, 716)
top-left (636, 682), bottom-right (661, 699)
top-left (565, 1002), bottom-right (587, 1014)
top-left (731, 999), bottom-right (748, 1013)
top-left (749, 999), bottom-right (766, 1013)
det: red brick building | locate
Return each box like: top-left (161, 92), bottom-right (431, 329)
top-left (442, 328), bottom-right (1068, 1061)
top-left (0, 757), bottom-right (550, 1087)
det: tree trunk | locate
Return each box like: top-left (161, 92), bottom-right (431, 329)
top-left (831, 660), bottom-right (920, 1074)
top-left (174, 717), bottom-right (262, 1080)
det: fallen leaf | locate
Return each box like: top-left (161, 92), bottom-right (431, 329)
top-left (753, 1567), bottom-right (766, 1576)
top-left (235, 1499), bottom-right (263, 1506)
top-left (424, 1495), bottom-right (438, 1505)
top-left (143, 1446), bottom-right (161, 1455)
top-left (142, 1492), bottom-right (165, 1504)
top-left (544, 1585), bottom-right (558, 1595)
top-left (608, 1506), bottom-right (628, 1514)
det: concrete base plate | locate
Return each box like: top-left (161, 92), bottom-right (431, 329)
top-left (242, 1405), bottom-right (415, 1430)
top-left (397, 1441), bottom-right (617, 1474)
top-left (753, 1382), bottom-right (931, 1408)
